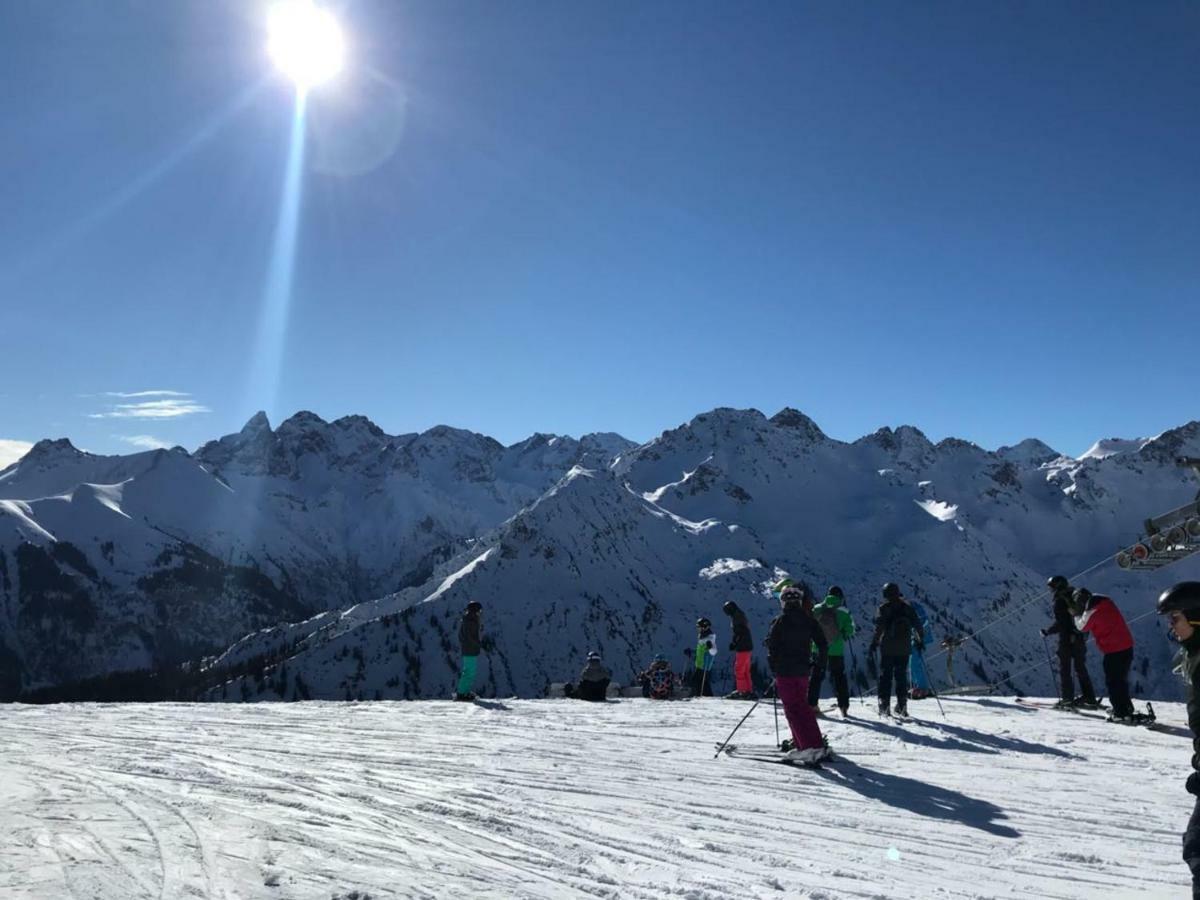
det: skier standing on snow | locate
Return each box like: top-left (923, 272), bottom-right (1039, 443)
top-left (455, 601), bottom-right (483, 701)
top-left (869, 583), bottom-right (923, 717)
top-left (1070, 588), bottom-right (1135, 721)
top-left (807, 586), bottom-right (856, 717)
top-left (692, 618), bottom-right (718, 696)
top-left (1156, 581), bottom-right (1200, 898)
top-left (1041, 574), bottom-right (1098, 707)
top-left (722, 601), bottom-right (756, 700)
top-left (765, 583), bottom-right (830, 763)
top-left (908, 599), bottom-right (934, 700)
top-left (568, 651), bottom-right (611, 702)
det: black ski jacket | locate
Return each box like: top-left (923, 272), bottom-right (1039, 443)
top-left (578, 658), bottom-right (612, 683)
top-left (1184, 632), bottom-right (1200, 777)
top-left (459, 611), bottom-right (481, 656)
top-left (765, 607), bottom-right (828, 677)
top-left (870, 599), bottom-right (923, 658)
top-left (726, 605), bottom-right (753, 652)
top-left (1044, 594), bottom-right (1084, 646)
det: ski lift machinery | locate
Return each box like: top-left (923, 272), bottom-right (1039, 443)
top-left (1115, 457), bottom-right (1200, 570)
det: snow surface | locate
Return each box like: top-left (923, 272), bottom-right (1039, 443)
top-left (0, 696), bottom-right (1191, 899)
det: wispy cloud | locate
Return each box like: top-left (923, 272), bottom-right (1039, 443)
top-left (0, 439), bottom-right (34, 468)
top-left (103, 390), bottom-right (190, 399)
top-left (89, 393), bottom-right (211, 420)
top-left (117, 434), bottom-right (173, 450)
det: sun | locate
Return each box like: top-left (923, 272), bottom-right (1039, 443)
top-left (267, 1), bottom-right (345, 90)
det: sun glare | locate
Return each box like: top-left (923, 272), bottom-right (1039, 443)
top-left (267, 1), bottom-right (345, 90)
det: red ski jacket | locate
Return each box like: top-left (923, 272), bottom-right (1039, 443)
top-left (1076, 596), bottom-right (1133, 655)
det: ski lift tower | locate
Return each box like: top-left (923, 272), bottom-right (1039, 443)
top-left (1115, 457), bottom-right (1200, 570)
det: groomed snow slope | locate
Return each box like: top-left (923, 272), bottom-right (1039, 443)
top-left (1, 697), bottom-right (1192, 898)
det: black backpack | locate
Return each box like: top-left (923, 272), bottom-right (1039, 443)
top-left (818, 606), bottom-right (840, 643)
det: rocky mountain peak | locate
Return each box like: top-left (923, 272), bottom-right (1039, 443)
top-left (769, 408), bottom-right (827, 441)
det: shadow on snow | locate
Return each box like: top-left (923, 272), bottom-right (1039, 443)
top-left (820, 763), bottom-right (1021, 838)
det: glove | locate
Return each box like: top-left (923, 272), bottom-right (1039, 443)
top-left (1187, 772), bottom-right (1200, 796)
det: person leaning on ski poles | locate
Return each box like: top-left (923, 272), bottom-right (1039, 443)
top-left (764, 582), bottom-right (831, 763)
top-left (1157, 582), bottom-right (1200, 898)
top-left (1041, 574), bottom-right (1098, 708)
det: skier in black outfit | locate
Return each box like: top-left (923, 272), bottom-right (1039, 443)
top-left (868, 583), bottom-right (923, 717)
top-left (722, 600), bottom-right (756, 700)
top-left (1041, 574), bottom-right (1098, 707)
top-left (1157, 582), bottom-right (1200, 897)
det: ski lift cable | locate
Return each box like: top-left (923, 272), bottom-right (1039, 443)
top-left (919, 552), bottom-right (1117, 667)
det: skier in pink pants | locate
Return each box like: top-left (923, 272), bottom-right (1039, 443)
top-left (764, 583), bottom-right (830, 763)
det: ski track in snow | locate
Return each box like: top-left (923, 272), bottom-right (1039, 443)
top-left (0, 697), bottom-right (1191, 899)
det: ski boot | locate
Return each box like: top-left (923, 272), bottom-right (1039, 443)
top-left (894, 704), bottom-right (909, 718)
top-left (878, 701), bottom-right (891, 718)
top-left (454, 692), bottom-right (477, 702)
top-left (838, 706), bottom-right (849, 719)
top-left (780, 738), bottom-right (796, 752)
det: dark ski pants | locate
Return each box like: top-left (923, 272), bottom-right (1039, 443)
top-left (1102, 648), bottom-right (1134, 718)
top-left (575, 679), bottom-right (609, 702)
top-left (807, 656), bottom-right (850, 710)
top-left (1057, 637), bottom-right (1096, 702)
top-left (877, 654), bottom-right (909, 709)
top-left (691, 668), bottom-right (713, 697)
top-left (1184, 794), bottom-right (1200, 897)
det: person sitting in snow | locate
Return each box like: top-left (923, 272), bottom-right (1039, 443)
top-left (1070, 588), bottom-right (1136, 721)
top-left (692, 618), bottom-right (718, 696)
top-left (765, 583), bottom-right (830, 763)
top-left (565, 651), bottom-right (611, 702)
top-left (638, 654), bottom-right (676, 700)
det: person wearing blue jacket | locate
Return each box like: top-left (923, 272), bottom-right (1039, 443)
top-left (908, 600), bottom-right (935, 699)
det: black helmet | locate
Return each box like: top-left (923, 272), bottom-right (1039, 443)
top-left (697, 617), bottom-right (711, 629)
top-left (722, 601), bottom-right (738, 615)
top-left (1157, 582), bottom-right (1200, 616)
top-left (828, 586), bottom-right (844, 598)
top-left (882, 583), bottom-right (901, 601)
top-left (1047, 575), bottom-right (1070, 593)
top-left (466, 601), bottom-right (482, 613)
top-left (1069, 588), bottom-right (1092, 614)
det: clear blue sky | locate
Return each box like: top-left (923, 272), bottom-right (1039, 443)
top-left (1, 1), bottom-right (1196, 462)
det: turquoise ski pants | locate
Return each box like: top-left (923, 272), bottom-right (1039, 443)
top-left (457, 655), bottom-right (478, 695)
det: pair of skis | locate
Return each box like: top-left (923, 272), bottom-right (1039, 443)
top-left (716, 742), bottom-right (842, 770)
top-left (1016, 697), bottom-right (1159, 728)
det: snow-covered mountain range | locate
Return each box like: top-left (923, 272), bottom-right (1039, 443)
top-left (2, 407), bottom-right (1198, 702)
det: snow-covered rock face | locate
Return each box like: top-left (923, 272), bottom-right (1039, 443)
top-left (6, 407), bottom-right (1200, 703)
top-left (0, 415), bottom-right (635, 696)
top-left (219, 409), bottom-right (1200, 704)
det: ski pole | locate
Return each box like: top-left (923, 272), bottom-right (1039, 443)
top-left (848, 640), bottom-right (866, 708)
top-left (714, 684), bottom-right (772, 758)
top-left (773, 681), bottom-right (780, 745)
top-left (917, 645), bottom-right (946, 719)
top-left (1041, 634), bottom-right (1060, 702)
